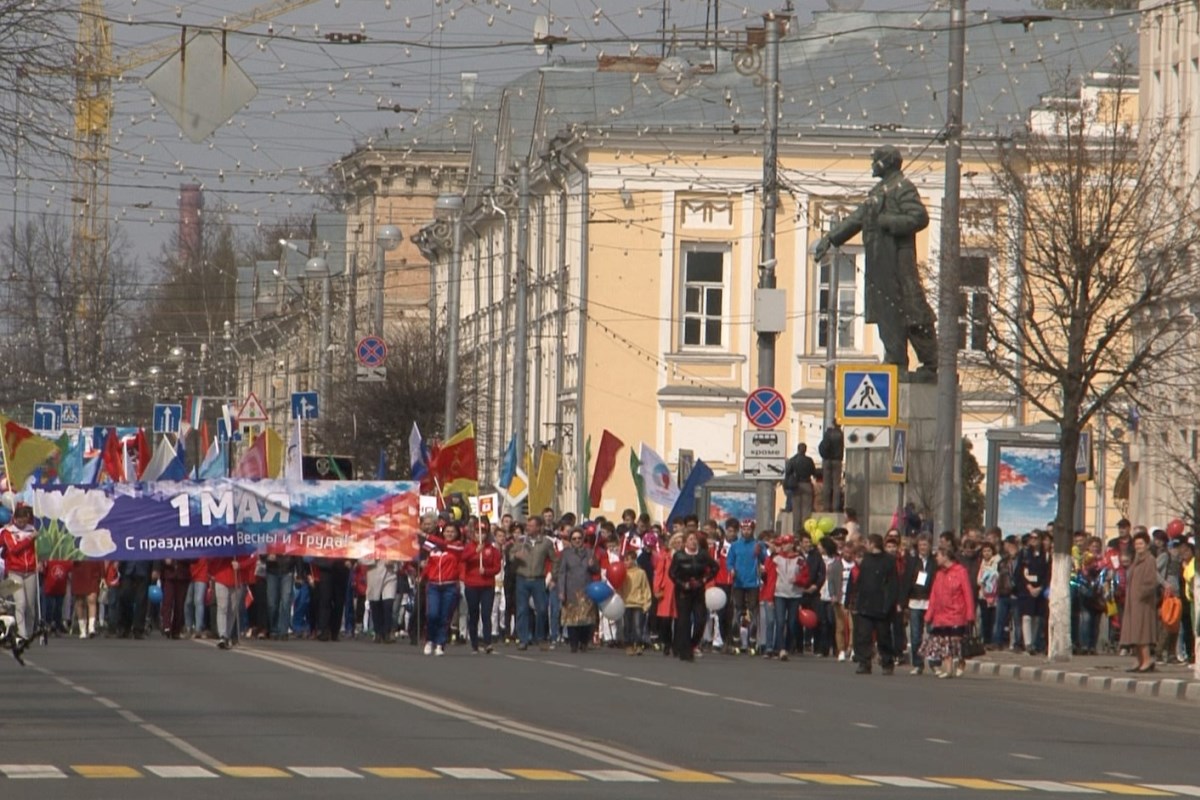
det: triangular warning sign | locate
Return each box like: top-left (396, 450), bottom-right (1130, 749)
top-left (846, 375), bottom-right (886, 411)
top-left (237, 392), bottom-right (269, 423)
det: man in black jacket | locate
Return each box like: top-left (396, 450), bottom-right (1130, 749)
top-left (853, 534), bottom-right (898, 675)
top-left (783, 444), bottom-right (816, 532)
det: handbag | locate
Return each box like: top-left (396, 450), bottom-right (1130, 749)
top-left (962, 634), bottom-right (987, 659)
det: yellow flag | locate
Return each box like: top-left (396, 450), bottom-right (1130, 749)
top-left (529, 449), bottom-right (560, 514)
top-left (264, 427), bottom-right (285, 479)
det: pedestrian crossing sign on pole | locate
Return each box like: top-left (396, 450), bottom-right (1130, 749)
top-left (835, 364), bottom-right (899, 427)
top-left (889, 425), bottom-right (908, 483)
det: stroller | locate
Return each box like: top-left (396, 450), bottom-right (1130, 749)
top-left (0, 576), bottom-right (48, 667)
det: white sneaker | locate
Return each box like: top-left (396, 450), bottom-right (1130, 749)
top-left (423, 641), bottom-right (433, 655)
top-left (910, 666), bottom-right (923, 675)
top-left (838, 651), bottom-right (846, 662)
top-left (435, 645), bottom-right (445, 656)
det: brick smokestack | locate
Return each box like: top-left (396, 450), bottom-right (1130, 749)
top-left (178, 183), bottom-right (204, 262)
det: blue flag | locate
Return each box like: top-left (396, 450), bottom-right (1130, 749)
top-left (498, 435), bottom-right (517, 490)
top-left (377, 448), bottom-right (388, 480)
top-left (59, 433), bottom-right (87, 485)
top-left (667, 459), bottom-right (714, 524)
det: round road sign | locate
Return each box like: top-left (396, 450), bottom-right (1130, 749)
top-left (744, 386), bottom-right (787, 429)
top-left (356, 336), bottom-right (388, 367)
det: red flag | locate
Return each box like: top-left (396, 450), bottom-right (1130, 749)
top-left (101, 427), bottom-right (124, 482)
top-left (588, 430), bottom-right (625, 509)
top-left (199, 420), bottom-right (211, 459)
top-left (134, 429), bottom-right (152, 479)
top-left (234, 433), bottom-right (268, 479)
top-left (429, 423), bottom-right (478, 497)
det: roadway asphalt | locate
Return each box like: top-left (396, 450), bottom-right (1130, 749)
top-left (2, 634), bottom-right (1197, 800)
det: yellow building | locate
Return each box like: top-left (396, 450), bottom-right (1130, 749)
top-left (337, 10), bottom-right (1140, 523)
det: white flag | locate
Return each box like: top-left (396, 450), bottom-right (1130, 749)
top-left (638, 443), bottom-right (679, 509)
top-left (284, 415), bottom-right (304, 487)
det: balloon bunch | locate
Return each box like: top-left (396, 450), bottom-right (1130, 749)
top-left (802, 515), bottom-right (836, 544)
top-left (585, 580), bottom-right (626, 621)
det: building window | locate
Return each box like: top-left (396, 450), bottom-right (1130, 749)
top-left (958, 253), bottom-right (990, 352)
top-left (681, 246), bottom-right (727, 348)
top-left (817, 250), bottom-right (858, 350)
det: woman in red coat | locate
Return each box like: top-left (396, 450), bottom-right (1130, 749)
top-left (920, 545), bottom-right (976, 678)
top-left (208, 554), bottom-right (258, 650)
top-left (462, 519), bottom-right (502, 654)
top-left (421, 522), bottom-right (464, 656)
top-left (652, 532), bottom-right (683, 655)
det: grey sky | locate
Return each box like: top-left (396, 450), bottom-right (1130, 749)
top-left (6, 0), bottom-right (1039, 266)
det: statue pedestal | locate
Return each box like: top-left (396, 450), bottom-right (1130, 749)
top-left (844, 382), bottom-right (948, 536)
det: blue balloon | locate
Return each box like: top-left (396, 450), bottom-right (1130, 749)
top-left (148, 584), bottom-right (163, 604)
top-left (584, 580), bottom-right (614, 605)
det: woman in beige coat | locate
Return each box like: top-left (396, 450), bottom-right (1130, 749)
top-left (1119, 531), bottom-right (1158, 672)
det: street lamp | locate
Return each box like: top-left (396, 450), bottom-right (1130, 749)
top-left (375, 223), bottom-right (403, 337)
top-left (435, 195), bottom-right (464, 438)
top-left (280, 239), bottom-right (331, 406)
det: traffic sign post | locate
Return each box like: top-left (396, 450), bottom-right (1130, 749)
top-left (888, 426), bottom-right (908, 482)
top-left (32, 402), bottom-right (62, 434)
top-left (744, 386), bottom-right (787, 430)
top-left (835, 365), bottom-right (899, 427)
top-left (1076, 429), bottom-right (1092, 483)
top-left (236, 392), bottom-right (269, 425)
top-left (742, 429), bottom-right (787, 479)
top-left (291, 391), bottom-right (320, 420)
top-left (60, 401), bottom-right (82, 430)
top-left (356, 335), bottom-right (388, 383)
top-left (153, 403), bottom-right (183, 435)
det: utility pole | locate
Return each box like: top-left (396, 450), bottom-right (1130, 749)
top-left (438, 197), bottom-right (465, 438)
top-left (513, 164), bottom-right (531, 519)
top-left (755, 13), bottom-right (782, 532)
top-left (821, 215), bottom-right (841, 427)
top-left (934, 0), bottom-right (966, 532)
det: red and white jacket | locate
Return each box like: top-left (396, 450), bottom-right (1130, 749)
top-left (1, 523), bottom-right (38, 574)
top-left (207, 555), bottom-right (259, 588)
top-left (422, 534), bottom-right (465, 584)
top-left (462, 542), bottom-right (502, 589)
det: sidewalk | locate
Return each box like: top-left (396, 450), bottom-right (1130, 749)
top-left (966, 649), bottom-right (1200, 701)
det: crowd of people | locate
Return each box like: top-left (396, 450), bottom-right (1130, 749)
top-left (2, 502), bottom-right (1196, 674)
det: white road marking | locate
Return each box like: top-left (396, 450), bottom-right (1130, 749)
top-left (144, 766), bottom-right (219, 779)
top-left (716, 772), bottom-right (802, 784)
top-left (584, 668), bottom-right (619, 677)
top-left (626, 677), bottom-right (666, 687)
top-left (1003, 780), bottom-right (1102, 793)
top-left (118, 709), bottom-right (145, 724)
top-left (791, 708), bottom-right (808, 714)
top-left (231, 646), bottom-right (683, 774)
top-left (95, 697), bottom-right (120, 709)
top-left (543, 660), bottom-right (577, 669)
top-left (289, 766), bottom-right (363, 778)
top-left (0, 765), bottom-right (67, 779)
top-left (72, 686), bottom-right (95, 696)
top-left (856, 775), bottom-right (950, 788)
top-left (1105, 772), bottom-right (1141, 780)
top-left (724, 697), bottom-right (770, 707)
top-left (1142, 786), bottom-right (1200, 796)
top-left (671, 686), bottom-right (716, 696)
top-left (926, 738), bottom-right (952, 744)
top-left (574, 770), bottom-right (658, 782)
top-left (853, 722), bottom-right (878, 729)
top-left (436, 768), bottom-right (513, 780)
top-left (1009, 753), bottom-right (1043, 760)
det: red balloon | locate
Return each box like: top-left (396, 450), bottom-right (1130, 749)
top-left (798, 607), bottom-right (818, 630)
top-left (1167, 519), bottom-right (1185, 539)
top-left (607, 562), bottom-right (627, 590)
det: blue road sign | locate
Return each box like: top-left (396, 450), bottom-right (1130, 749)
top-left (291, 391), bottom-right (320, 420)
top-left (835, 365), bottom-right (899, 427)
top-left (153, 403), bottom-right (183, 435)
top-left (356, 336), bottom-right (388, 367)
top-left (1077, 430), bottom-right (1092, 483)
top-left (744, 386), bottom-right (787, 430)
top-left (60, 401), bottom-right (82, 429)
top-left (889, 426), bottom-right (908, 482)
top-left (32, 402), bottom-right (62, 433)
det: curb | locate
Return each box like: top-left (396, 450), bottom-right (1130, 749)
top-left (965, 660), bottom-right (1200, 702)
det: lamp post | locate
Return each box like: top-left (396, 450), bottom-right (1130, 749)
top-left (280, 238), bottom-right (331, 405)
top-left (435, 195), bottom-right (464, 438)
top-left (375, 223), bottom-right (403, 337)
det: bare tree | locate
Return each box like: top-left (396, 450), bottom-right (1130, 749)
top-left (0, 0), bottom-right (74, 165)
top-left (980, 78), bottom-right (1200, 661)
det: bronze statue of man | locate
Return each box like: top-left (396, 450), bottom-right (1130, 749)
top-left (812, 145), bottom-right (937, 380)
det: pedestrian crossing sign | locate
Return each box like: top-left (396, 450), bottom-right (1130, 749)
top-left (889, 425), bottom-right (908, 482)
top-left (835, 364), bottom-right (898, 427)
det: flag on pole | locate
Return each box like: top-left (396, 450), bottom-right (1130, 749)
top-left (160, 437), bottom-right (188, 482)
top-left (529, 449), bottom-right (560, 515)
top-left (629, 448), bottom-right (647, 517)
top-left (133, 429), bottom-right (152, 480)
top-left (197, 437), bottom-right (226, 480)
top-left (409, 423), bottom-right (430, 483)
top-left (498, 435), bottom-right (517, 491)
top-left (264, 427), bottom-right (285, 478)
top-left (580, 434), bottom-right (593, 516)
top-left (431, 423), bottom-right (478, 497)
top-left (234, 432), bottom-right (268, 479)
top-left (638, 443), bottom-right (679, 509)
top-left (376, 448), bottom-right (387, 480)
top-left (81, 455), bottom-right (102, 486)
top-left (285, 416), bottom-right (304, 486)
top-left (140, 436), bottom-right (178, 483)
top-left (59, 432), bottom-right (86, 485)
top-left (99, 428), bottom-right (123, 482)
top-left (588, 430), bottom-right (624, 510)
top-left (667, 459), bottom-right (714, 524)
top-left (0, 414), bottom-right (59, 492)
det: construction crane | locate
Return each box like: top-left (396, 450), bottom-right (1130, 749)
top-left (68, 0), bottom-right (320, 380)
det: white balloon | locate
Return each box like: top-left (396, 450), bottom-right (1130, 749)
top-left (600, 594), bottom-right (625, 621)
top-left (705, 587), bottom-right (727, 611)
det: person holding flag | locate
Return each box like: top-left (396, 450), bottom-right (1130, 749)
top-left (1, 504), bottom-right (41, 653)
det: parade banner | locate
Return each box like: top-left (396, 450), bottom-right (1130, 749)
top-left (28, 479), bottom-right (420, 561)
